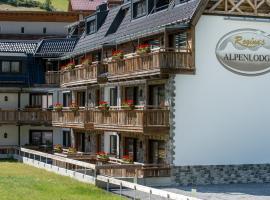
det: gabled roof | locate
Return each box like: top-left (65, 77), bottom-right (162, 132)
top-left (70, 0), bottom-right (106, 11)
top-left (0, 40), bottom-right (38, 54)
top-left (35, 38), bottom-right (78, 57)
top-left (63, 0), bottom-right (200, 58)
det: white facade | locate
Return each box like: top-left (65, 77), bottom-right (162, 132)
top-left (174, 15), bottom-right (270, 166)
top-left (0, 21), bottom-right (69, 35)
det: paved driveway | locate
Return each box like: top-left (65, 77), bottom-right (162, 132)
top-left (162, 183), bottom-right (270, 200)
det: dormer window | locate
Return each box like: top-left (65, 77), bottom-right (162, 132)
top-left (86, 20), bottom-right (96, 34)
top-left (133, 0), bottom-right (147, 18)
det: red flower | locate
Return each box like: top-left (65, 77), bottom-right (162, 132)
top-left (137, 44), bottom-right (150, 49)
top-left (112, 50), bottom-right (123, 56)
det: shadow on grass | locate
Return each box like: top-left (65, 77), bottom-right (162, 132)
top-left (0, 158), bottom-right (17, 162)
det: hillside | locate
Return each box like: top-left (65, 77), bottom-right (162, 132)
top-left (0, 0), bottom-right (69, 12)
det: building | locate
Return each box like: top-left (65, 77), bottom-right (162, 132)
top-left (2, 0), bottom-right (270, 186)
top-left (68, 0), bottom-right (109, 14)
top-left (0, 11), bottom-right (84, 40)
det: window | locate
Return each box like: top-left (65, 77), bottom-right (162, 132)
top-left (86, 20), bottom-right (96, 34)
top-left (63, 92), bottom-right (71, 107)
top-left (43, 27), bottom-right (47, 34)
top-left (29, 130), bottom-right (53, 146)
top-left (133, 0), bottom-right (147, 18)
top-left (110, 135), bottom-right (117, 155)
top-left (110, 87), bottom-right (117, 106)
top-left (63, 131), bottom-right (71, 147)
top-left (76, 91), bottom-right (86, 107)
top-left (21, 27), bottom-right (24, 33)
top-left (0, 61), bottom-right (21, 73)
top-left (175, 32), bottom-right (189, 51)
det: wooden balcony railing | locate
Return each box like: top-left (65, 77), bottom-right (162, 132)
top-left (60, 63), bottom-right (104, 87)
top-left (107, 49), bottom-right (194, 80)
top-left (52, 109), bottom-right (94, 129)
top-left (0, 110), bottom-right (52, 125)
top-left (45, 71), bottom-right (60, 85)
top-left (93, 108), bottom-right (170, 133)
top-left (52, 108), bottom-right (169, 133)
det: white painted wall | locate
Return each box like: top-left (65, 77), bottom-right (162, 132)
top-left (0, 93), bottom-right (18, 109)
top-left (174, 15), bottom-right (270, 166)
top-left (0, 21), bottom-right (69, 35)
top-left (0, 125), bottom-right (18, 145)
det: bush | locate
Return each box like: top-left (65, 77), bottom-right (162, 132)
top-left (2, 0), bottom-right (55, 11)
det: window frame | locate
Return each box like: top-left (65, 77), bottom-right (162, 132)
top-left (133, 0), bottom-right (147, 19)
top-left (29, 130), bottom-right (53, 146)
top-left (0, 60), bottom-right (22, 74)
top-left (86, 20), bottom-right (96, 35)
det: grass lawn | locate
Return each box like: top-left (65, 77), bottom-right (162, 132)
top-left (36, 0), bottom-right (69, 11)
top-left (0, 161), bottom-right (124, 200)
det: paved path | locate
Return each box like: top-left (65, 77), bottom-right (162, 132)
top-left (162, 183), bottom-right (270, 200)
top-left (111, 183), bottom-right (270, 200)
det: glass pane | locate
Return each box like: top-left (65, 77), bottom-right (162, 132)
top-left (11, 62), bottom-right (20, 72)
top-left (31, 132), bottom-right (41, 145)
top-left (42, 132), bottom-right (53, 145)
top-left (2, 61), bottom-right (10, 72)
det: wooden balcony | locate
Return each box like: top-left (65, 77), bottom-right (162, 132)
top-left (60, 63), bottom-right (105, 87)
top-left (45, 71), bottom-right (60, 85)
top-left (52, 109), bottom-right (94, 129)
top-left (107, 49), bottom-right (194, 81)
top-left (0, 110), bottom-right (52, 125)
top-left (93, 108), bottom-right (170, 133)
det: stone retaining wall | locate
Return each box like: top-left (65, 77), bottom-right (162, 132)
top-left (174, 164), bottom-right (270, 186)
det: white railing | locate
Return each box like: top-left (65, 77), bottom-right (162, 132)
top-left (0, 146), bottom-right (201, 200)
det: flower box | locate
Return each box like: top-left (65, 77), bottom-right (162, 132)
top-left (81, 58), bottom-right (92, 67)
top-left (98, 101), bottom-right (110, 111)
top-left (54, 144), bottom-right (63, 153)
top-left (96, 152), bottom-right (109, 162)
top-left (122, 100), bottom-right (135, 110)
top-left (112, 50), bottom-right (124, 61)
top-left (69, 102), bottom-right (79, 112)
top-left (54, 103), bottom-right (63, 112)
top-left (122, 155), bottom-right (134, 164)
top-left (65, 62), bottom-right (75, 71)
top-left (136, 44), bottom-right (151, 55)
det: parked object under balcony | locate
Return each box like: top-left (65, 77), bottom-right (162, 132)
top-left (54, 144), bottom-right (63, 153)
top-left (122, 100), bottom-right (135, 110)
top-left (98, 101), bottom-right (110, 111)
top-left (136, 44), bottom-right (151, 55)
top-left (112, 50), bottom-right (124, 61)
top-left (69, 102), bottom-right (79, 112)
top-left (96, 152), bottom-right (109, 162)
top-left (54, 103), bottom-right (63, 112)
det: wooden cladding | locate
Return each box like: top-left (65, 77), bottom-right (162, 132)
top-left (0, 11), bottom-right (82, 22)
top-left (60, 63), bottom-right (100, 87)
top-left (204, 0), bottom-right (270, 17)
top-left (107, 50), bottom-right (194, 81)
top-left (0, 110), bottom-right (52, 125)
top-left (52, 108), bottom-right (170, 134)
top-left (45, 71), bottom-right (60, 85)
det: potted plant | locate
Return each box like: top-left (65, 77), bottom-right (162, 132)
top-left (68, 147), bottom-right (77, 154)
top-left (54, 103), bottom-right (63, 112)
top-left (54, 144), bottom-right (63, 153)
top-left (112, 50), bottom-right (124, 61)
top-left (96, 152), bottom-right (109, 162)
top-left (122, 100), bottom-right (135, 110)
top-left (98, 101), bottom-right (110, 111)
top-left (65, 62), bottom-right (75, 71)
top-left (136, 44), bottom-right (151, 55)
top-left (122, 155), bottom-right (134, 164)
top-left (69, 102), bottom-right (79, 112)
top-left (81, 58), bottom-right (92, 67)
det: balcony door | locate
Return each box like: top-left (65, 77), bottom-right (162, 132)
top-left (63, 92), bottom-right (71, 107)
top-left (148, 140), bottom-right (165, 164)
top-left (76, 91), bottom-right (86, 107)
top-left (75, 132), bottom-right (85, 152)
top-left (124, 86), bottom-right (139, 105)
top-left (148, 84), bottom-right (165, 107)
top-left (124, 137), bottom-right (137, 162)
top-left (110, 87), bottom-right (117, 106)
top-left (30, 93), bottom-right (52, 109)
